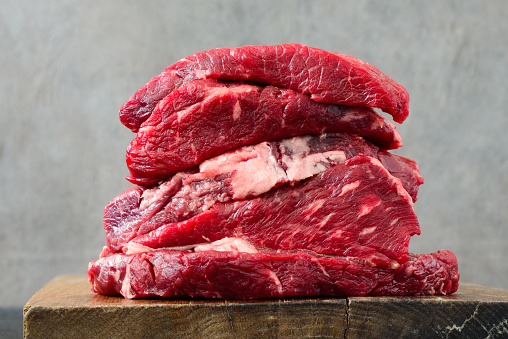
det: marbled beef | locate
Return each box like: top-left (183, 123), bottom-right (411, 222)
top-left (88, 249), bottom-right (459, 299)
top-left (120, 44), bottom-right (409, 132)
top-left (123, 154), bottom-right (420, 269)
top-left (104, 134), bottom-right (423, 255)
top-left (126, 79), bottom-right (402, 186)
top-left (88, 44), bottom-right (459, 300)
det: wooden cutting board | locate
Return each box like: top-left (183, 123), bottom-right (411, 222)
top-left (23, 275), bottom-right (508, 338)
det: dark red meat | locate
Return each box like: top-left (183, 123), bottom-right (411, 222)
top-left (126, 79), bottom-right (402, 186)
top-left (124, 154), bottom-right (420, 269)
top-left (88, 44), bottom-right (459, 300)
top-left (120, 44), bottom-right (409, 132)
top-left (377, 151), bottom-right (423, 202)
top-left (104, 135), bottom-right (423, 255)
top-left (87, 250), bottom-right (459, 299)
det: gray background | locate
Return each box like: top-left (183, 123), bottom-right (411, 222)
top-left (1, 0), bottom-right (507, 336)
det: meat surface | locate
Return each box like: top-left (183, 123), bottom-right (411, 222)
top-left (105, 135), bottom-right (423, 255)
top-left (377, 151), bottom-right (423, 202)
top-left (126, 79), bottom-right (402, 186)
top-left (120, 44), bottom-right (409, 132)
top-left (123, 154), bottom-right (420, 269)
top-left (88, 44), bottom-right (459, 300)
top-left (88, 249), bottom-right (459, 299)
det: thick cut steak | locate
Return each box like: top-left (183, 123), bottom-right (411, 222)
top-left (126, 79), bottom-right (402, 186)
top-left (89, 44), bottom-right (459, 300)
top-left (88, 249), bottom-right (459, 299)
top-left (104, 135), bottom-right (422, 255)
top-left (120, 44), bottom-right (409, 132)
top-left (125, 154), bottom-right (420, 269)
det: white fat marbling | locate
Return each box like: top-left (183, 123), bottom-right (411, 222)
top-left (194, 237), bottom-right (258, 253)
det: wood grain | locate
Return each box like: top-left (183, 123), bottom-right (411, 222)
top-left (346, 284), bottom-right (508, 339)
top-left (23, 275), bottom-right (347, 338)
top-left (23, 275), bottom-right (508, 338)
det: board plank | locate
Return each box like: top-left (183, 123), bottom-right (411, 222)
top-left (23, 275), bottom-right (508, 339)
top-left (23, 275), bottom-right (347, 338)
top-left (347, 284), bottom-right (508, 338)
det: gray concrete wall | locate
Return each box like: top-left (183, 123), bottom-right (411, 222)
top-left (1, 1), bottom-right (507, 320)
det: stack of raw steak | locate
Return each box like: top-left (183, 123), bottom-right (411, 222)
top-left (88, 44), bottom-right (459, 299)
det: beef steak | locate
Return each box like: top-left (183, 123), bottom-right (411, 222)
top-left (120, 44), bottom-right (409, 132)
top-left (125, 154), bottom-right (420, 269)
top-left (126, 79), bottom-right (402, 186)
top-left (88, 44), bottom-right (459, 300)
top-left (104, 134), bottom-right (422, 255)
top-left (88, 249), bottom-right (459, 299)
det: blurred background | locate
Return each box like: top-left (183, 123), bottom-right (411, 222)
top-left (1, 1), bottom-right (507, 336)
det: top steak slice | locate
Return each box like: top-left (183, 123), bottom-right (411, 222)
top-left (120, 43), bottom-right (409, 132)
top-left (126, 79), bottom-right (402, 186)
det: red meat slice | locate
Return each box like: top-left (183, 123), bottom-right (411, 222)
top-left (87, 249), bottom-right (459, 299)
top-left (104, 135), bottom-right (423, 255)
top-left (126, 79), bottom-right (402, 186)
top-left (88, 44), bottom-right (459, 300)
top-left (125, 154), bottom-right (420, 269)
top-left (120, 44), bottom-right (409, 132)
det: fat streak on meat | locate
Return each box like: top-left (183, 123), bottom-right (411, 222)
top-left (126, 79), bottom-right (402, 186)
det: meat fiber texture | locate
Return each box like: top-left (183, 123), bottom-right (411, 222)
top-left (88, 44), bottom-right (459, 299)
top-left (104, 134), bottom-right (423, 256)
top-left (119, 43), bottom-right (409, 132)
top-left (126, 79), bottom-right (403, 186)
top-left (89, 250), bottom-right (459, 299)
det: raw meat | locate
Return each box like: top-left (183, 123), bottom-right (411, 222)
top-left (120, 43), bottom-right (409, 132)
top-left (87, 249), bottom-right (459, 299)
top-left (122, 154), bottom-right (420, 269)
top-left (104, 134), bottom-right (422, 254)
top-left (377, 151), bottom-right (423, 202)
top-left (88, 44), bottom-right (459, 300)
top-left (126, 79), bottom-right (402, 186)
